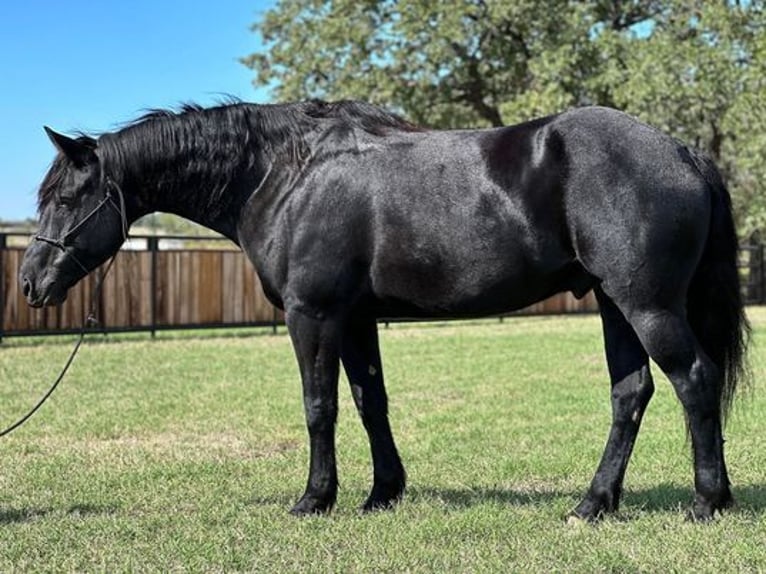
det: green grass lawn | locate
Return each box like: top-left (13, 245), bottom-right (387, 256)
top-left (0, 311), bottom-right (764, 572)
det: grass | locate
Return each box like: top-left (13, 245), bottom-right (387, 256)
top-left (0, 311), bottom-right (764, 572)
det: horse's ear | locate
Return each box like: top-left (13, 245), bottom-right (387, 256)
top-left (44, 126), bottom-right (96, 168)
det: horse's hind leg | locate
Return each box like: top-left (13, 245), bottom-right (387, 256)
top-left (570, 287), bottom-right (655, 521)
top-left (625, 305), bottom-right (732, 520)
top-left (340, 314), bottom-right (406, 511)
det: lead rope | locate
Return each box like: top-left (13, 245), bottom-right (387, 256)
top-left (0, 178), bottom-right (128, 438)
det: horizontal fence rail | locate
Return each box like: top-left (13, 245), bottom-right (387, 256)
top-left (1, 233), bottom-right (761, 339)
top-left (1, 234), bottom-right (283, 339)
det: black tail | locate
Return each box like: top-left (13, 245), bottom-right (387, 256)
top-left (686, 149), bottom-right (751, 423)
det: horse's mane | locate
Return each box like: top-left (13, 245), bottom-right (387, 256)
top-left (114, 98), bottom-right (423, 161)
top-left (127, 99), bottom-right (423, 137)
top-left (297, 99), bottom-right (424, 135)
top-left (37, 99), bottom-right (423, 213)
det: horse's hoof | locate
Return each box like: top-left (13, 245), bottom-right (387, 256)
top-left (289, 494), bottom-right (335, 517)
top-left (565, 514), bottom-right (590, 527)
top-left (568, 493), bottom-right (612, 524)
top-left (686, 507), bottom-right (714, 522)
top-left (361, 480), bottom-right (405, 513)
top-left (686, 491), bottom-right (734, 522)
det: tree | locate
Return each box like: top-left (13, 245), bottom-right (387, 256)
top-left (243, 0), bottom-right (765, 235)
top-left (596, 1), bottom-right (766, 235)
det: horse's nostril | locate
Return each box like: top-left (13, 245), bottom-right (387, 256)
top-left (22, 277), bottom-right (32, 298)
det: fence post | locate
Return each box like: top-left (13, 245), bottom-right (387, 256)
top-left (0, 233), bottom-right (6, 344)
top-left (148, 236), bottom-right (159, 338)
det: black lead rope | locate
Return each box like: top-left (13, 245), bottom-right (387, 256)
top-left (0, 178), bottom-right (128, 438)
top-left (0, 331), bottom-right (85, 438)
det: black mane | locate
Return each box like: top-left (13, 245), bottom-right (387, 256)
top-left (125, 99), bottom-right (422, 136)
top-left (297, 99), bottom-right (423, 135)
top-left (38, 100), bottom-right (423, 213)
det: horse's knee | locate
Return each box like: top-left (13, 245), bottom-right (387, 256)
top-left (304, 398), bottom-right (337, 434)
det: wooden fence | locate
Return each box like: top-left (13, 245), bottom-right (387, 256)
top-left (1, 234), bottom-right (283, 338)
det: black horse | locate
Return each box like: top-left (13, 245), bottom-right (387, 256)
top-left (19, 100), bottom-right (748, 521)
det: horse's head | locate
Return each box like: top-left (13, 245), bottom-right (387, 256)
top-left (19, 128), bottom-right (129, 307)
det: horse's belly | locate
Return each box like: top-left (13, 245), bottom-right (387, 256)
top-left (370, 257), bottom-right (589, 318)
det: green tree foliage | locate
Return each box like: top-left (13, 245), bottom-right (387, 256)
top-left (243, 0), bottom-right (765, 235)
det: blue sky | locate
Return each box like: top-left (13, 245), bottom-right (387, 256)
top-left (0, 0), bottom-right (275, 220)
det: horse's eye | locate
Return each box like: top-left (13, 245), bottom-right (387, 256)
top-left (59, 194), bottom-right (76, 208)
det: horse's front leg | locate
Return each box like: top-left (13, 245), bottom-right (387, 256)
top-left (286, 309), bottom-right (342, 516)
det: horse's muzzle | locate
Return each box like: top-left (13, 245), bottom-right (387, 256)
top-left (19, 273), bottom-right (67, 308)
top-left (20, 274), bottom-right (44, 307)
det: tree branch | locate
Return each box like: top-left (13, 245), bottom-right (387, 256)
top-left (448, 40), bottom-right (504, 126)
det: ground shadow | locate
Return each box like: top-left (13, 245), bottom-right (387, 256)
top-left (623, 482), bottom-right (766, 515)
top-left (405, 482), bottom-right (766, 517)
top-left (241, 482), bottom-right (766, 520)
top-left (0, 507), bottom-right (51, 524)
top-left (0, 503), bottom-right (118, 525)
top-left (407, 485), bottom-right (574, 508)
top-left (249, 486), bottom-right (576, 513)
top-left (65, 503), bottom-right (119, 517)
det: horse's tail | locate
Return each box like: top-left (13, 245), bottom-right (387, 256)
top-left (686, 149), bottom-right (751, 423)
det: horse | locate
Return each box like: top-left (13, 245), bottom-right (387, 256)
top-left (19, 99), bottom-right (749, 521)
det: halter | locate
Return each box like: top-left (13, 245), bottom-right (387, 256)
top-left (34, 177), bottom-right (129, 274)
top-left (0, 177), bottom-right (129, 438)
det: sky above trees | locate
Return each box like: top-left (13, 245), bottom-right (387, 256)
top-left (0, 0), bottom-right (273, 221)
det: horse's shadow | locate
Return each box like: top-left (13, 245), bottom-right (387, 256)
top-left (623, 483), bottom-right (766, 515)
top-left (407, 485), bottom-right (570, 508)
top-left (0, 507), bottom-right (51, 524)
top-left (249, 482), bottom-right (766, 518)
top-left (6, 485), bottom-right (763, 523)
top-left (407, 482), bottom-right (766, 517)
top-left (0, 503), bottom-right (116, 525)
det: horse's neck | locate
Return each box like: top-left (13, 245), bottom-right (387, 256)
top-left (146, 177), bottom-right (245, 241)
top-left (110, 109), bottom-right (313, 241)
top-left (123, 143), bottom-right (266, 242)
